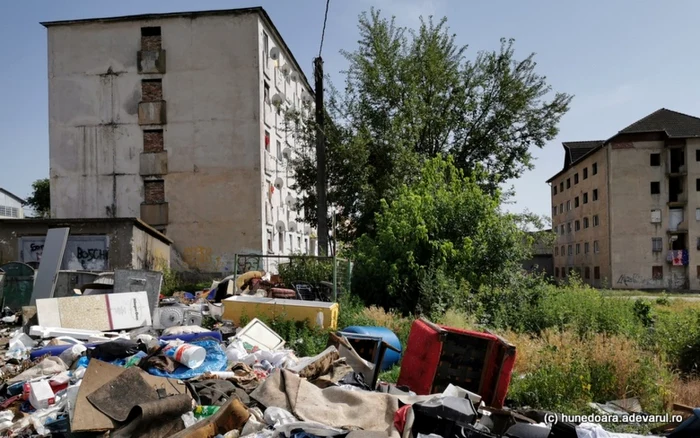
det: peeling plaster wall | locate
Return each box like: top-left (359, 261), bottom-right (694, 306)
top-left (47, 13), bottom-right (276, 272)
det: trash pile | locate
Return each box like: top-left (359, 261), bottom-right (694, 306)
top-left (0, 292), bottom-right (695, 437)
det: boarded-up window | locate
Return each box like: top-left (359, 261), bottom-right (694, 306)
top-left (143, 130), bottom-right (164, 153)
top-left (652, 266), bottom-right (663, 280)
top-left (144, 180), bottom-right (164, 204)
top-left (141, 27), bottom-right (162, 51)
top-left (142, 79), bottom-right (162, 102)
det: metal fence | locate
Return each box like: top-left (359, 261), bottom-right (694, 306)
top-left (233, 253), bottom-right (352, 301)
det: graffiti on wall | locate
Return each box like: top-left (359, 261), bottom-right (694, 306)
top-left (237, 254), bottom-right (262, 274)
top-left (617, 272), bottom-right (687, 289)
top-left (20, 236), bottom-right (110, 271)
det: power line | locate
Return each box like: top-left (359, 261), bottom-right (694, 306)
top-left (318, 0), bottom-right (331, 58)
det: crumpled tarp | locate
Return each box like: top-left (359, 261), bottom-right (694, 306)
top-left (251, 369), bottom-right (432, 437)
top-left (147, 339), bottom-right (227, 380)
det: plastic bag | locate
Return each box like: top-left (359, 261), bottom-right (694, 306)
top-left (147, 339), bottom-right (227, 379)
top-left (226, 340), bottom-right (294, 369)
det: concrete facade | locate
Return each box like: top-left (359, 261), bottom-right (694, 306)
top-left (0, 218), bottom-right (171, 270)
top-left (43, 8), bottom-right (316, 273)
top-left (0, 189), bottom-right (25, 219)
top-left (550, 148), bottom-right (610, 287)
top-left (548, 109), bottom-right (700, 291)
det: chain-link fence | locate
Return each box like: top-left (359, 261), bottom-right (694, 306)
top-left (233, 253), bottom-right (352, 301)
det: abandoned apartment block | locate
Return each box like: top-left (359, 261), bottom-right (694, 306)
top-left (548, 108), bottom-right (700, 291)
top-left (43, 8), bottom-right (317, 272)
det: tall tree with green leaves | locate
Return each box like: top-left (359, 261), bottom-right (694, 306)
top-left (287, 9), bottom-right (571, 241)
top-left (26, 178), bottom-right (50, 218)
top-left (351, 156), bottom-right (529, 315)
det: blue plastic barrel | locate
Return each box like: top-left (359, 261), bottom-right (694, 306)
top-left (341, 326), bottom-right (402, 371)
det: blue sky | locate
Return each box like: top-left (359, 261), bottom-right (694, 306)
top-left (3, 0), bottom-right (700, 222)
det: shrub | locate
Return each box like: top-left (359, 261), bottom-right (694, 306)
top-left (278, 256), bottom-right (334, 286)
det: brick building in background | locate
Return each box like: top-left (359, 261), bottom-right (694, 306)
top-left (42, 8), bottom-right (317, 273)
top-left (548, 108), bottom-right (700, 291)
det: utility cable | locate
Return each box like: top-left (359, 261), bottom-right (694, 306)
top-left (318, 0), bottom-right (331, 57)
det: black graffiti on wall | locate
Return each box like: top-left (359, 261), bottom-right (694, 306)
top-left (76, 247), bottom-right (108, 262)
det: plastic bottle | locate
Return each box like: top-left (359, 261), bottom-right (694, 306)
top-left (194, 405), bottom-right (220, 419)
top-left (162, 342), bottom-right (206, 369)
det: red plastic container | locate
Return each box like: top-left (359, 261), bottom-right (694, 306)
top-left (397, 318), bottom-right (516, 408)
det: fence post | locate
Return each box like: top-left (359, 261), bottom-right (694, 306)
top-left (346, 260), bottom-right (352, 295)
top-left (332, 256), bottom-right (338, 302)
top-left (233, 254), bottom-right (239, 278)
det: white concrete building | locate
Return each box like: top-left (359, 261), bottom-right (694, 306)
top-left (0, 188), bottom-right (25, 219)
top-left (42, 7), bottom-right (317, 273)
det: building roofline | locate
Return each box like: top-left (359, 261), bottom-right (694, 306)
top-left (40, 7), bottom-right (314, 95)
top-left (545, 142), bottom-right (605, 183)
top-left (0, 188), bottom-right (26, 205)
top-left (0, 217), bottom-right (173, 244)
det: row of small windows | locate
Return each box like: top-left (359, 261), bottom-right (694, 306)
top-left (0, 206), bottom-right (19, 218)
top-left (648, 179), bottom-right (700, 194)
top-left (555, 240), bottom-right (600, 256)
top-left (557, 215), bottom-right (600, 235)
top-left (552, 190), bottom-right (599, 216)
top-left (552, 162), bottom-right (598, 195)
top-left (649, 150), bottom-right (700, 166)
top-left (555, 266), bottom-right (601, 280)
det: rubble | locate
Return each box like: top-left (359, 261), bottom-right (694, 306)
top-left (0, 270), bottom-right (690, 438)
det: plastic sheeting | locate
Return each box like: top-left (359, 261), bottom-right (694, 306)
top-left (147, 339), bottom-right (227, 380)
top-left (576, 423), bottom-right (661, 438)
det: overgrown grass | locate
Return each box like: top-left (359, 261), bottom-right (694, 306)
top-left (216, 270), bottom-right (700, 416)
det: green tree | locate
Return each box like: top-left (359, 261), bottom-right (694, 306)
top-left (26, 178), bottom-right (50, 218)
top-left (287, 9), bottom-right (571, 241)
top-left (351, 156), bottom-right (529, 315)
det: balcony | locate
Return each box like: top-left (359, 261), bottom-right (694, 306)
top-left (139, 152), bottom-right (168, 176)
top-left (141, 203), bottom-right (169, 226)
top-left (138, 101), bottom-right (166, 125)
top-left (264, 151), bottom-right (276, 175)
top-left (137, 50), bottom-right (166, 74)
